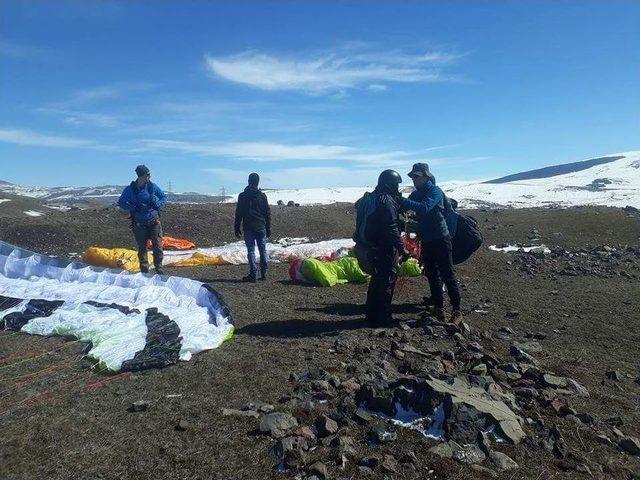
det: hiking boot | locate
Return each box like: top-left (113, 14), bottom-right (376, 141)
top-left (155, 266), bottom-right (165, 276)
top-left (242, 274), bottom-right (257, 283)
top-left (140, 266), bottom-right (149, 274)
top-left (450, 310), bottom-right (464, 326)
top-left (433, 307), bottom-right (446, 322)
top-left (422, 306), bottom-right (445, 323)
top-left (259, 274), bottom-right (267, 281)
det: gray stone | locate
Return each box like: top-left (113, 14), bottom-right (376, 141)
top-left (541, 374), bottom-right (567, 389)
top-left (222, 408), bottom-right (260, 418)
top-left (308, 461), bottom-right (328, 479)
top-left (315, 415), bottom-right (339, 437)
top-left (426, 376), bottom-right (526, 444)
top-left (129, 400), bottom-right (149, 412)
top-left (489, 451), bottom-right (519, 471)
top-left (368, 424), bottom-right (397, 443)
top-left (428, 440), bottom-right (461, 458)
top-left (381, 454), bottom-right (398, 473)
top-left (509, 345), bottom-right (539, 365)
top-left (471, 465), bottom-right (498, 478)
top-left (274, 436), bottom-right (309, 457)
top-left (452, 444), bottom-right (486, 464)
top-left (353, 408), bottom-right (373, 425)
top-left (259, 412), bottom-right (299, 438)
top-left (471, 363), bottom-right (488, 376)
top-left (175, 419), bottom-right (190, 431)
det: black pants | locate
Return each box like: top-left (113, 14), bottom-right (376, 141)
top-left (422, 237), bottom-right (461, 310)
top-left (133, 219), bottom-right (163, 272)
top-left (365, 246), bottom-right (397, 324)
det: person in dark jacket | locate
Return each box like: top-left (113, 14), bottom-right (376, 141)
top-left (117, 165), bottom-right (167, 275)
top-left (235, 173), bottom-right (271, 282)
top-left (401, 163), bottom-right (463, 324)
top-left (364, 170), bottom-right (410, 325)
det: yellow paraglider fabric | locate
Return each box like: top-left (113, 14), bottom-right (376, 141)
top-left (165, 252), bottom-right (229, 267)
top-left (81, 247), bottom-right (152, 272)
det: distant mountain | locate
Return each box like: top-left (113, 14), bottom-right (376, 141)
top-left (0, 183), bottom-right (228, 206)
top-left (442, 151), bottom-right (640, 209)
top-left (223, 151), bottom-right (640, 209)
top-left (483, 155), bottom-right (625, 184)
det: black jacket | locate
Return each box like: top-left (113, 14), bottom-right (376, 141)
top-left (235, 186), bottom-right (271, 235)
top-left (364, 189), bottom-right (405, 252)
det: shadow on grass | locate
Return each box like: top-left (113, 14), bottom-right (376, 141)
top-left (237, 317), bottom-right (369, 338)
top-left (295, 302), bottom-right (423, 316)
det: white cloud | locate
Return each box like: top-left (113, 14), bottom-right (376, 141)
top-left (205, 47), bottom-right (462, 94)
top-left (68, 82), bottom-right (155, 104)
top-left (143, 139), bottom-right (357, 161)
top-left (37, 108), bottom-right (119, 128)
top-left (141, 139), bottom-right (457, 168)
top-left (0, 128), bottom-right (94, 148)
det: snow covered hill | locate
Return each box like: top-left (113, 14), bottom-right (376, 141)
top-left (224, 151), bottom-right (640, 208)
top-left (441, 151), bottom-right (640, 209)
top-left (0, 182), bottom-right (227, 206)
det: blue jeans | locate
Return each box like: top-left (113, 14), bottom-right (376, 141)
top-left (244, 229), bottom-right (268, 278)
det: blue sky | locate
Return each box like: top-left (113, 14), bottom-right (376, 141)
top-left (1, 1), bottom-right (638, 194)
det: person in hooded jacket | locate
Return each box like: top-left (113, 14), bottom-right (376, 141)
top-left (364, 170), bottom-right (410, 325)
top-left (117, 165), bottom-right (167, 275)
top-left (235, 173), bottom-right (271, 282)
top-left (401, 163), bottom-right (463, 324)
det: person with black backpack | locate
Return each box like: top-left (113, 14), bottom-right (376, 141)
top-left (117, 165), bottom-right (167, 275)
top-left (401, 163), bottom-right (463, 325)
top-left (235, 173), bottom-right (271, 282)
top-left (354, 170), bottom-right (410, 325)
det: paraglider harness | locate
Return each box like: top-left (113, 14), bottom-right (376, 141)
top-left (352, 192), bottom-right (378, 274)
top-left (128, 181), bottom-right (161, 230)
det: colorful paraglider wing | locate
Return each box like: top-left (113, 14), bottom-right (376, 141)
top-left (0, 241), bottom-right (233, 372)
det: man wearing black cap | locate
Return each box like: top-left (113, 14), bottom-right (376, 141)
top-left (117, 165), bottom-right (167, 275)
top-left (234, 173), bottom-right (271, 282)
top-left (401, 163), bottom-right (462, 324)
top-left (359, 170), bottom-right (410, 325)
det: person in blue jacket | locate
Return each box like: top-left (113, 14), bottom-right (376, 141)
top-left (401, 163), bottom-right (463, 325)
top-left (117, 165), bottom-right (167, 275)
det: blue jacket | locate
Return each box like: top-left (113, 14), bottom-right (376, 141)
top-left (402, 180), bottom-right (457, 242)
top-left (117, 181), bottom-right (167, 223)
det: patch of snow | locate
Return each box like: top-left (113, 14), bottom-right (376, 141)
top-left (24, 210), bottom-right (44, 217)
top-left (0, 199), bottom-right (11, 204)
top-left (489, 244), bottom-right (551, 254)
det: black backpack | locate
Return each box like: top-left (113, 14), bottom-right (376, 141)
top-left (451, 209), bottom-right (483, 264)
top-left (352, 192), bottom-right (378, 274)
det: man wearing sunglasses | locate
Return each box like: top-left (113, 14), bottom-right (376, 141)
top-left (118, 165), bottom-right (167, 275)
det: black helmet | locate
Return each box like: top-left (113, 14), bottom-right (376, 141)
top-left (377, 169), bottom-right (402, 194)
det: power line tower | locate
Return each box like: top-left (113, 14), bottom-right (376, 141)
top-left (167, 181), bottom-right (173, 193)
top-left (219, 186), bottom-right (226, 198)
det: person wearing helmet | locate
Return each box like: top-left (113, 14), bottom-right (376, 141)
top-left (363, 169), bottom-right (410, 325)
top-left (117, 165), bottom-right (167, 275)
top-left (401, 163), bottom-right (462, 325)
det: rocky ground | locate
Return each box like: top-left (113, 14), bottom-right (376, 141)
top-left (0, 203), bottom-right (639, 480)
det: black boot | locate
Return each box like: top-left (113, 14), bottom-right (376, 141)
top-left (242, 274), bottom-right (257, 283)
top-left (155, 266), bottom-right (165, 276)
